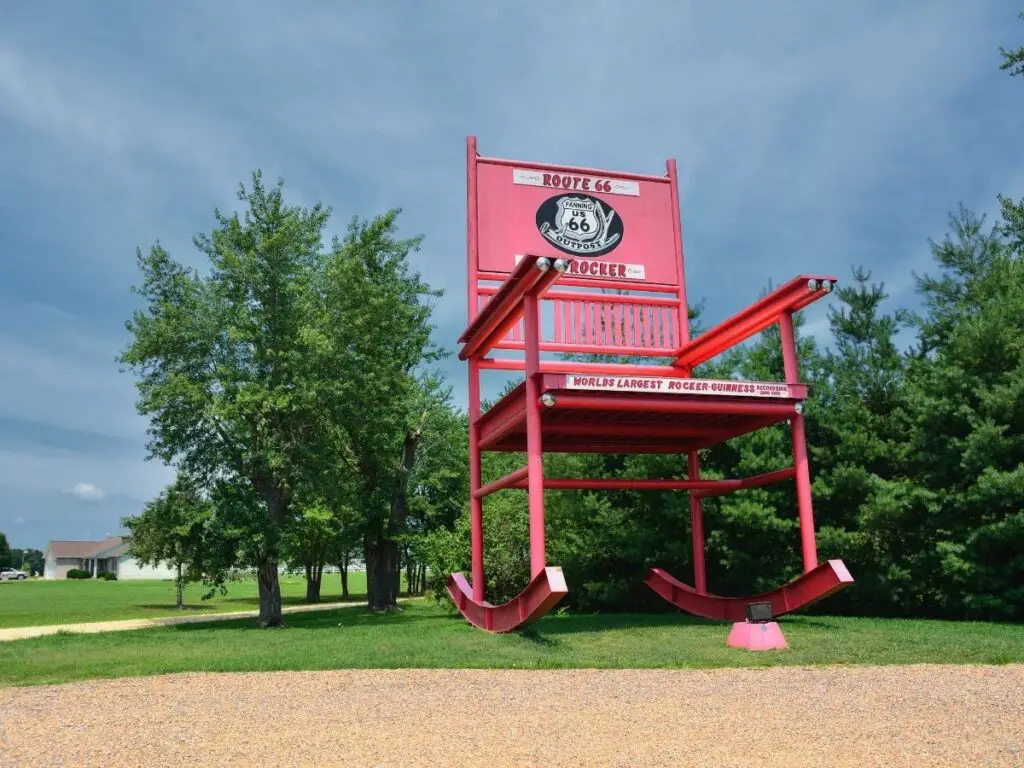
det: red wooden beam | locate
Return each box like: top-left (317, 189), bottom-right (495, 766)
top-left (479, 272), bottom-right (680, 292)
top-left (523, 479), bottom-right (719, 490)
top-left (508, 474), bottom-right (784, 492)
top-left (478, 285), bottom-right (681, 308)
top-left (481, 358), bottom-right (812, 396)
top-left (694, 467), bottom-right (796, 497)
top-left (482, 358), bottom-right (685, 376)
top-left (458, 254), bottom-right (565, 361)
top-left (672, 274), bottom-right (838, 369)
top-left (489, 467), bottom-right (796, 492)
top-left (523, 440), bottom-right (708, 455)
top-left (545, 393), bottom-right (799, 417)
top-left (473, 466), bottom-right (529, 499)
top-left (480, 411), bottom-right (791, 454)
top-left (493, 340), bottom-right (676, 357)
top-left (478, 154), bottom-right (671, 184)
top-left (477, 402), bottom-right (528, 450)
top-left (540, 372), bottom-right (808, 400)
top-left (540, 422), bottom-right (729, 438)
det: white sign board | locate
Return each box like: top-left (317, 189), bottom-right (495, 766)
top-left (564, 374), bottom-right (794, 398)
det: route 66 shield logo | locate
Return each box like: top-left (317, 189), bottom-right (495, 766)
top-left (536, 193), bottom-right (623, 257)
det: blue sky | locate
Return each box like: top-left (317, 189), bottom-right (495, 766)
top-left (1, 2), bottom-right (1022, 550)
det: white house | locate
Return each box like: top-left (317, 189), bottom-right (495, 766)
top-left (43, 536), bottom-right (177, 580)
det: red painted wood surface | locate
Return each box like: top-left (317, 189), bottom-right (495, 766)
top-left (496, 467), bottom-right (795, 493)
top-left (474, 158), bottom-right (680, 287)
top-left (457, 253), bottom-right (564, 361)
top-left (447, 567), bottom-right (569, 633)
top-left (644, 560), bottom-right (854, 622)
top-left (454, 135), bottom-right (853, 632)
top-left (672, 275), bottom-right (836, 370)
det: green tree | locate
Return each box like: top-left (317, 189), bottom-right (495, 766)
top-left (901, 207), bottom-right (1024, 618)
top-left (331, 504), bottom-right (363, 599)
top-left (812, 267), bottom-right (918, 615)
top-left (7, 548), bottom-right (42, 576)
top-left (122, 474), bottom-right (216, 609)
top-left (119, 172), bottom-right (332, 626)
top-left (402, 397), bottom-right (469, 595)
top-left (304, 214), bottom-right (445, 611)
top-left (282, 501), bottom-right (336, 603)
top-left (998, 12), bottom-right (1024, 77)
top-left (8, 548), bottom-right (43, 575)
top-left (998, 12), bottom-right (1024, 252)
top-left (21, 548), bottom-right (44, 576)
top-left (0, 532), bottom-right (11, 569)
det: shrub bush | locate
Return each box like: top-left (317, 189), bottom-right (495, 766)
top-left (420, 492), bottom-right (530, 608)
top-left (66, 569), bottom-right (90, 579)
top-left (102, 572), bottom-right (117, 581)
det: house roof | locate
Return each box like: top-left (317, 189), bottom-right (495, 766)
top-left (46, 536), bottom-right (129, 559)
top-left (92, 538), bottom-right (131, 558)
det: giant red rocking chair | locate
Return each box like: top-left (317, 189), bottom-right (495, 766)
top-left (447, 136), bottom-right (854, 634)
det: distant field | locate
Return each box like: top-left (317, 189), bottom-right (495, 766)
top-left (1, 601), bottom-right (1021, 688)
top-left (0, 573), bottom-right (370, 628)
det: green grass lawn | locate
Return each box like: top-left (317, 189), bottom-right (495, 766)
top-left (0, 573), bottom-right (369, 628)
top-left (1, 599), bottom-right (1021, 688)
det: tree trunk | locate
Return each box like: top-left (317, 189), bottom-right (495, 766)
top-left (365, 536), bottom-right (401, 611)
top-left (305, 560), bottom-right (321, 603)
top-left (341, 552), bottom-right (350, 599)
top-left (364, 418), bottom-right (424, 611)
top-left (405, 553), bottom-right (414, 597)
top-left (306, 562), bottom-right (323, 603)
top-left (305, 574), bottom-right (318, 603)
top-left (253, 485), bottom-right (290, 627)
top-left (256, 556), bottom-right (284, 627)
top-left (418, 563), bottom-right (427, 595)
top-left (175, 562), bottom-right (184, 609)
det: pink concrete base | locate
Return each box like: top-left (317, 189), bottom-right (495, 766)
top-left (727, 621), bottom-right (788, 651)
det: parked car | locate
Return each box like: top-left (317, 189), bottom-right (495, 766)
top-left (0, 567), bottom-right (28, 581)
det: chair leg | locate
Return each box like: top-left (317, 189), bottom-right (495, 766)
top-left (779, 309), bottom-right (819, 574)
top-left (468, 360), bottom-right (485, 602)
top-left (523, 293), bottom-right (546, 578)
top-left (687, 451), bottom-right (708, 595)
top-left (790, 411), bottom-right (818, 573)
top-left (469, 454), bottom-right (485, 603)
top-left (525, 386), bottom-right (546, 578)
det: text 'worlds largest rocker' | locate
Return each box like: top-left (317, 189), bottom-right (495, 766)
top-left (447, 136), bottom-right (854, 635)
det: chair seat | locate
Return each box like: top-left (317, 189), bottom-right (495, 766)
top-left (478, 372), bottom-right (807, 454)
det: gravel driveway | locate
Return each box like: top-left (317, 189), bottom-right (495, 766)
top-left (2, 666), bottom-right (1021, 766)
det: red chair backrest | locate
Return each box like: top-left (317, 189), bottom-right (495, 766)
top-left (467, 136), bottom-right (691, 361)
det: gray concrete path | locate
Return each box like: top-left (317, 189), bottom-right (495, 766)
top-left (0, 599), bottom-right (394, 642)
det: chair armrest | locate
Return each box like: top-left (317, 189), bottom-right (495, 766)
top-left (458, 255), bottom-right (567, 361)
top-left (672, 275), bottom-right (837, 369)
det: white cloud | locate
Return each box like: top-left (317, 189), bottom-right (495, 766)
top-left (69, 482), bottom-right (105, 502)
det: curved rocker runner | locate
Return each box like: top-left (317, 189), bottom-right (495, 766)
top-left (643, 560), bottom-right (855, 622)
top-left (453, 136), bottom-right (854, 637)
top-left (446, 567), bottom-right (568, 633)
